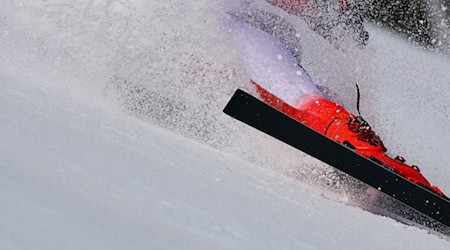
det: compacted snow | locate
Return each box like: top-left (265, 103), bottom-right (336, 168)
top-left (1, 1), bottom-right (450, 249)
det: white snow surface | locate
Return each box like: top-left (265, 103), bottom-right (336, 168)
top-left (2, 68), bottom-right (449, 250)
top-left (1, 1), bottom-right (450, 249)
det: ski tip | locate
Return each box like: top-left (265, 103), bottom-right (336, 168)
top-left (223, 89), bottom-right (250, 116)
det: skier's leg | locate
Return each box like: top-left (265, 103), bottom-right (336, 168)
top-left (229, 9), bottom-right (303, 64)
top-left (224, 10), bottom-right (323, 107)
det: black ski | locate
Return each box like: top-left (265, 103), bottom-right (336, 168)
top-left (223, 89), bottom-right (450, 227)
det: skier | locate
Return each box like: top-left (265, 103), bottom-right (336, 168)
top-left (266, 0), bottom-right (369, 46)
top-left (224, 4), bottom-right (447, 198)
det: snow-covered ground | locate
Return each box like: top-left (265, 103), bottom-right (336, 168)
top-left (1, 1), bottom-right (450, 249)
top-left (2, 69), bottom-right (450, 250)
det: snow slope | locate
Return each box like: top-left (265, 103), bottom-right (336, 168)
top-left (1, 0), bottom-right (450, 249)
top-left (2, 68), bottom-right (450, 250)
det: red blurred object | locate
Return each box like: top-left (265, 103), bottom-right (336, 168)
top-left (253, 82), bottom-right (446, 197)
top-left (270, 0), bottom-right (311, 15)
top-left (270, 0), bottom-right (349, 15)
top-left (340, 0), bottom-right (349, 11)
